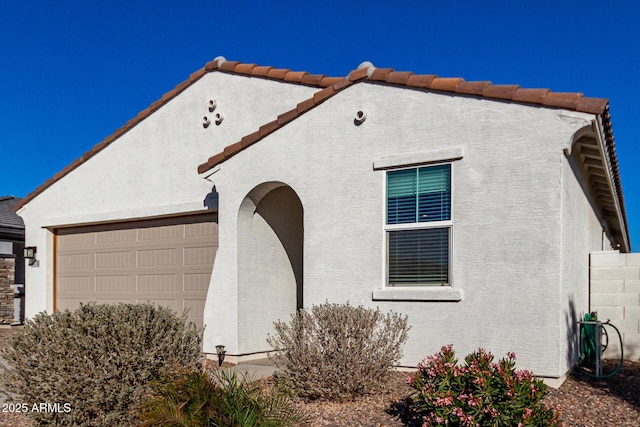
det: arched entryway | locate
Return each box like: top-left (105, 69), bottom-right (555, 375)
top-left (236, 182), bottom-right (303, 354)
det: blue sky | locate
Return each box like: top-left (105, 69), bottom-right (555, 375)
top-left (1, 1), bottom-right (638, 248)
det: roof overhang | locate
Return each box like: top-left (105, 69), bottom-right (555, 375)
top-left (570, 116), bottom-right (630, 252)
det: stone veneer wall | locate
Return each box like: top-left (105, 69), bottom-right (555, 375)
top-left (0, 256), bottom-right (15, 325)
top-left (590, 251), bottom-right (640, 360)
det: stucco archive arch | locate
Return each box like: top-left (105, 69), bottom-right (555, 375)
top-left (236, 182), bottom-right (304, 354)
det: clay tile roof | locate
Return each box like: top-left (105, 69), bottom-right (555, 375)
top-left (386, 71), bottom-right (414, 85)
top-left (312, 86), bottom-right (336, 105)
top-left (234, 63), bottom-right (258, 75)
top-left (283, 71), bottom-right (308, 83)
top-left (189, 68), bottom-right (207, 81)
top-left (577, 97), bottom-right (608, 115)
top-left (301, 74), bottom-right (326, 86)
top-left (543, 92), bottom-right (584, 110)
top-left (483, 84), bottom-right (520, 100)
top-left (369, 68), bottom-right (394, 81)
top-left (512, 88), bottom-right (550, 104)
top-left (320, 77), bottom-right (342, 86)
top-left (267, 68), bottom-right (291, 79)
top-left (456, 81), bottom-right (491, 96)
top-left (17, 59), bottom-right (626, 250)
top-left (204, 58), bottom-right (221, 70)
top-left (199, 63), bottom-right (617, 178)
top-left (219, 60), bottom-right (241, 72)
top-left (431, 77), bottom-right (464, 92)
top-left (406, 74), bottom-right (438, 89)
top-left (196, 62), bottom-right (627, 250)
top-left (348, 67), bottom-right (369, 82)
top-left (251, 66), bottom-right (273, 77)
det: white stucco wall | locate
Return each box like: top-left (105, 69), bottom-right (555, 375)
top-left (205, 82), bottom-right (598, 378)
top-left (18, 72), bottom-right (318, 318)
top-left (558, 148), bottom-right (609, 375)
top-left (237, 185), bottom-right (302, 354)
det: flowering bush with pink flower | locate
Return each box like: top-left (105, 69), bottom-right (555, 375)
top-left (407, 345), bottom-right (563, 426)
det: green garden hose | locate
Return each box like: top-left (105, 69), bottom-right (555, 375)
top-left (577, 313), bottom-right (624, 379)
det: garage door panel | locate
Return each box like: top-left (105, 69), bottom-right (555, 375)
top-left (58, 233), bottom-right (95, 248)
top-left (184, 273), bottom-right (211, 292)
top-left (58, 276), bottom-right (93, 293)
top-left (185, 222), bottom-right (217, 239)
top-left (137, 224), bottom-right (180, 241)
top-left (184, 247), bottom-right (216, 266)
top-left (56, 214), bottom-right (217, 328)
top-left (96, 251), bottom-right (132, 269)
top-left (96, 229), bottom-right (136, 245)
top-left (95, 275), bottom-right (132, 292)
top-left (137, 274), bottom-right (178, 292)
top-left (58, 253), bottom-right (94, 270)
top-left (137, 248), bottom-right (177, 267)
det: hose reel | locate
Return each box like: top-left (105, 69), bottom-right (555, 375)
top-left (577, 312), bottom-right (624, 378)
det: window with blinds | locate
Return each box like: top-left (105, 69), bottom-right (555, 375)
top-left (386, 164), bottom-right (451, 286)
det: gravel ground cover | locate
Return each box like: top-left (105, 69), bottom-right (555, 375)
top-left (0, 325), bottom-right (638, 426)
top-left (288, 361), bottom-right (640, 427)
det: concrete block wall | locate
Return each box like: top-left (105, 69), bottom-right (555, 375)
top-left (590, 251), bottom-right (640, 360)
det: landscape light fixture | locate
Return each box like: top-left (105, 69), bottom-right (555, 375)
top-left (23, 246), bottom-right (37, 266)
top-left (216, 345), bottom-right (226, 367)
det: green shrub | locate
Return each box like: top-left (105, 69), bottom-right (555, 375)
top-left (139, 368), bottom-right (221, 427)
top-left (267, 302), bottom-right (410, 401)
top-left (140, 368), bottom-right (308, 427)
top-left (0, 303), bottom-right (202, 426)
top-left (407, 345), bottom-right (563, 427)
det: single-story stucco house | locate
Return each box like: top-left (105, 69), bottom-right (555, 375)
top-left (15, 57), bottom-right (629, 383)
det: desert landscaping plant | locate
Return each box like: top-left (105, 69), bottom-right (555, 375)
top-left (140, 368), bottom-right (307, 427)
top-left (0, 303), bottom-right (202, 427)
top-left (407, 345), bottom-right (563, 427)
top-left (267, 302), bottom-right (410, 401)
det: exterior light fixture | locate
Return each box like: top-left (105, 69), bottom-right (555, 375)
top-left (23, 246), bottom-right (37, 266)
top-left (216, 345), bottom-right (226, 367)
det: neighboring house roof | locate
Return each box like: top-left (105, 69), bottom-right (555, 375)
top-left (14, 57), bottom-right (340, 212)
top-left (0, 196), bottom-right (25, 239)
top-left (197, 61), bottom-right (628, 252)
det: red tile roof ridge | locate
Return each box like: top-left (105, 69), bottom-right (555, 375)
top-left (199, 63), bottom-right (613, 176)
top-left (196, 62), bottom-right (626, 249)
top-left (16, 59), bottom-right (619, 219)
top-left (358, 64), bottom-right (607, 115)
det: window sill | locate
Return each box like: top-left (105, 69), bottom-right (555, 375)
top-left (372, 287), bottom-right (463, 302)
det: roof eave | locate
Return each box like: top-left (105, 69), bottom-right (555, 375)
top-left (593, 114), bottom-right (630, 252)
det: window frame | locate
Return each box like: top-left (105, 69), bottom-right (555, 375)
top-left (383, 162), bottom-right (454, 288)
top-left (372, 147), bottom-right (463, 302)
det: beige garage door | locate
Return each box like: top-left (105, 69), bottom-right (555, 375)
top-left (55, 213), bottom-right (217, 328)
